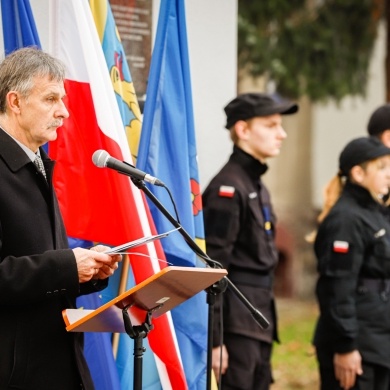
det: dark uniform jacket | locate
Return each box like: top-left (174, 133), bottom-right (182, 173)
top-left (314, 181), bottom-right (390, 368)
top-left (203, 146), bottom-right (279, 346)
top-left (0, 129), bottom-right (107, 389)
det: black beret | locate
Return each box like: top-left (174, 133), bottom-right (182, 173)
top-left (367, 104), bottom-right (390, 136)
top-left (339, 137), bottom-right (390, 176)
top-left (224, 92), bottom-right (299, 129)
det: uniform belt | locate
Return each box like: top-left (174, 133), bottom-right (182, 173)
top-left (358, 278), bottom-right (390, 294)
top-left (229, 270), bottom-right (273, 289)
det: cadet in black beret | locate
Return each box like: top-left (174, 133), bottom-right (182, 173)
top-left (313, 136), bottom-right (390, 390)
top-left (203, 92), bottom-right (298, 390)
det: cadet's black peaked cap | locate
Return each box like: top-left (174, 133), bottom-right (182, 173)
top-left (224, 92), bottom-right (299, 129)
top-left (339, 136), bottom-right (390, 175)
top-left (367, 104), bottom-right (390, 136)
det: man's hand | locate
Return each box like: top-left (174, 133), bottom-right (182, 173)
top-left (90, 244), bottom-right (122, 280)
top-left (212, 344), bottom-right (229, 381)
top-left (72, 246), bottom-right (122, 283)
top-left (334, 350), bottom-right (363, 390)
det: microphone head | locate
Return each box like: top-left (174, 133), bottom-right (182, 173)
top-left (92, 150), bottom-right (110, 168)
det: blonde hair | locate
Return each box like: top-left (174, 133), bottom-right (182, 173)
top-left (317, 175), bottom-right (344, 224)
top-left (305, 175), bottom-right (343, 243)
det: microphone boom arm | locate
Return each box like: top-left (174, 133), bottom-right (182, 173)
top-left (130, 177), bottom-right (270, 330)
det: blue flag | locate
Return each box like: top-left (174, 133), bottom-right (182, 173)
top-left (137, 1), bottom-right (208, 388)
top-left (1, 0), bottom-right (41, 54)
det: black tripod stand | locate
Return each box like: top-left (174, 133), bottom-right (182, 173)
top-left (122, 306), bottom-right (154, 390)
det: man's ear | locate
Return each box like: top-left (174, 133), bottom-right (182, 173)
top-left (234, 120), bottom-right (250, 140)
top-left (380, 130), bottom-right (390, 148)
top-left (350, 165), bottom-right (365, 183)
top-left (6, 91), bottom-right (21, 114)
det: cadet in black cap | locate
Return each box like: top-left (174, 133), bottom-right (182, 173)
top-left (224, 92), bottom-right (298, 129)
top-left (313, 136), bottom-right (390, 390)
top-left (202, 92), bottom-right (298, 390)
top-left (339, 137), bottom-right (390, 176)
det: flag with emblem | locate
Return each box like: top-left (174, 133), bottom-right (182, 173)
top-left (89, 0), bottom-right (185, 388)
top-left (136, 0), bottom-right (209, 388)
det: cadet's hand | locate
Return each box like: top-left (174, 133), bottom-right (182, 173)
top-left (212, 344), bottom-right (229, 381)
top-left (72, 247), bottom-right (120, 283)
top-left (90, 244), bottom-right (122, 280)
top-left (334, 350), bottom-right (363, 390)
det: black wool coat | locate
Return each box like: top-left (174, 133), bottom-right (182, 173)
top-left (0, 129), bottom-right (106, 389)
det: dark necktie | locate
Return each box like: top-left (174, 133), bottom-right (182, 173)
top-left (34, 154), bottom-right (47, 181)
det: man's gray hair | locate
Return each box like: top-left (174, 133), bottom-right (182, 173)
top-left (0, 47), bottom-right (66, 113)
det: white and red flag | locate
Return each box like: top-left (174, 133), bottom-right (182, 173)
top-left (32, 0), bottom-right (187, 388)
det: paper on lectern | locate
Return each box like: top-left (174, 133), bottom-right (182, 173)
top-left (104, 228), bottom-right (179, 254)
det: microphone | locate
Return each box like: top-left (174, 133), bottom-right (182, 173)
top-left (92, 150), bottom-right (165, 187)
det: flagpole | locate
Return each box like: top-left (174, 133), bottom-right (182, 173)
top-left (112, 254), bottom-right (130, 358)
top-left (130, 178), bottom-right (270, 390)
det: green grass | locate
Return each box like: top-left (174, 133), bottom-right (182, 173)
top-left (271, 298), bottom-right (319, 389)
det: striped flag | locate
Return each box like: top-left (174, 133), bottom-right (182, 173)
top-left (137, 1), bottom-right (209, 388)
top-left (2, 0), bottom-right (188, 389)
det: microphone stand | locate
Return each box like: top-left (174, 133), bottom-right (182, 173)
top-left (130, 178), bottom-right (269, 390)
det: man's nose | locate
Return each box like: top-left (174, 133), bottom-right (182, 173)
top-left (278, 126), bottom-right (287, 139)
top-left (56, 100), bottom-right (70, 119)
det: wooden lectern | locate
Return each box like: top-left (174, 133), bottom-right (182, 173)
top-left (63, 266), bottom-right (227, 390)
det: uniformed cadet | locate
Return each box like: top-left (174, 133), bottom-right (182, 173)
top-left (313, 137), bottom-right (390, 390)
top-left (202, 92), bottom-right (299, 390)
